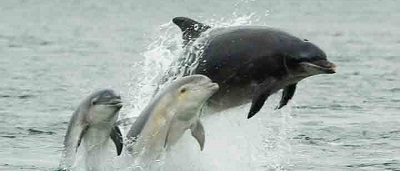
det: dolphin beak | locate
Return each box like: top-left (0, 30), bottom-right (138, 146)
top-left (209, 82), bottom-right (219, 92)
top-left (108, 98), bottom-right (123, 108)
top-left (300, 60), bottom-right (336, 74)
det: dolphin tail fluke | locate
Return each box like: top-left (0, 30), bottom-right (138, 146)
top-left (172, 17), bottom-right (211, 45)
top-left (110, 126), bottom-right (123, 155)
top-left (276, 83), bottom-right (297, 109)
top-left (190, 120), bottom-right (205, 151)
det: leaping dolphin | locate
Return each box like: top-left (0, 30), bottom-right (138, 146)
top-left (160, 17), bottom-right (336, 119)
top-left (59, 89), bottom-right (123, 171)
top-left (126, 75), bottom-right (219, 164)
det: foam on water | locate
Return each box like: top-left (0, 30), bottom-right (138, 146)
top-left (161, 105), bottom-right (295, 171)
top-left (117, 14), bottom-right (295, 170)
top-left (124, 22), bottom-right (183, 118)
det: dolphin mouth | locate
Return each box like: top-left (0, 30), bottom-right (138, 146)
top-left (300, 60), bottom-right (336, 74)
top-left (103, 99), bottom-right (123, 108)
top-left (193, 82), bottom-right (219, 93)
top-left (208, 82), bottom-right (219, 92)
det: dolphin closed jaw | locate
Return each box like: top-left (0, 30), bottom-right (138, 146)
top-left (300, 60), bottom-right (336, 74)
top-left (105, 99), bottom-right (123, 107)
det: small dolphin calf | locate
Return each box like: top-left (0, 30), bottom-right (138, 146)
top-left (59, 89), bottom-right (123, 171)
top-left (162, 17), bottom-right (336, 119)
top-left (126, 75), bottom-right (218, 163)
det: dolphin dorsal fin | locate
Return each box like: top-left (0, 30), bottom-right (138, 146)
top-left (172, 17), bottom-right (211, 45)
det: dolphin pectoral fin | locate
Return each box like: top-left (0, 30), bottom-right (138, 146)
top-left (164, 119), bottom-right (186, 149)
top-left (110, 126), bottom-right (123, 155)
top-left (248, 79), bottom-right (276, 119)
top-left (164, 121), bottom-right (173, 149)
top-left (276, 83), bottom-right (297, 109)
top-left (76, 126), bottom-right (89, 151)
top-left (248, 92), bottom-right (270, 119)
top-left (172, 17), bottom-right (211, 44)
top-left (190, 120), bottom-right (205, 151)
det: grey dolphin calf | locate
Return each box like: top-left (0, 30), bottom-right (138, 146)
top-left (162, 17), bottom-right (336, 119)
top-left (126, 75), bottom-right (218, 162)
top-left (59, 89), bottom-right (123, 170)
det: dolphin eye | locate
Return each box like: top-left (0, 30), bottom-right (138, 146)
top-left (180, 88), bottom-right (187, 94)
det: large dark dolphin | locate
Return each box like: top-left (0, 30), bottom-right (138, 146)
top-left (161, 17), bottom-right (336, 119)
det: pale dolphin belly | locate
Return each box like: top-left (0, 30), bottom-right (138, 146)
top-left (206, 83), bottom-right (253, 113)
top-left (81, 124), bottom-right (114, 171)
top-left (205, 76), bottom-right (305, 114)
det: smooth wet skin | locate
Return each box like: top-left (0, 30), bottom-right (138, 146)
top-left (59, 89), bottom-right (123, 170)
top-left (168, 17), bottom-right (336, 118)
top-left (126, 75), bottom-right (218, 166)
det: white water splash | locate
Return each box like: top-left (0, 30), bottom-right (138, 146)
top-left (124, 22), bottom-right (183, 120)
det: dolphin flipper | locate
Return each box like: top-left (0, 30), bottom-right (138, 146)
top-left (277, 83), bottom-right (297, 109)
top-left (248, 78), bottom-right (277, 119)
top-left (172, 17), bottom-right (211, 45)
top-left (76, 126), bottom-right (89, 151)
top-left (164, 119), bottom-right (205, 150)
top-left (190, 120), bottom-right (205, 151)
top-left (164, 119), bottom-right (185, 149)
top-left (164, 126), bottom-right (171, 149)
top-left (110, 126), bottom-right (123, 155)
top-left (248, 92), bottom-right (270, 119)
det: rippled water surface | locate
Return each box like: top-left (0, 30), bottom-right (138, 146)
top-left (0, 0), bottom-right (399, 170)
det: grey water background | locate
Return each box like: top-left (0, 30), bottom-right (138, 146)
top-left (0, 0), bottom-right (399, 170)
